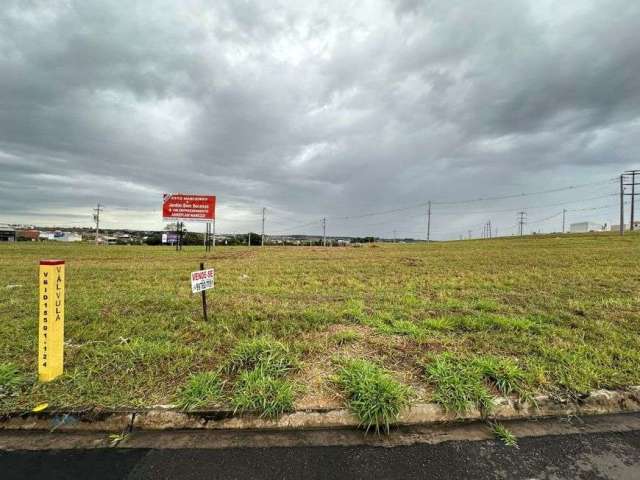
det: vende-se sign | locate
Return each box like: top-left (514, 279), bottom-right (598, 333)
top-left (191, 268), bottom-right (214, 293)
top-left (163, 194), bottom-right (216, 222)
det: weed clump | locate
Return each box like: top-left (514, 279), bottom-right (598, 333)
top-left (490, 421), bottom-right (519, 448)
top-left (425, 353), bottom-right (529, 414)
top-left (176, 371), bottom-right (224, 410)
top-left (336, 358), bottom-right (412, 434)
top-left (0, 363), bottom-right (26, 402)
top-left (232, 368), bottom-right (296, 418)
top-left (227, 337), bottom-right (297, 377)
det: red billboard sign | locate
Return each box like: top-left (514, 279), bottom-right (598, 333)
top-left (162, 194), bottom-right (216, 222)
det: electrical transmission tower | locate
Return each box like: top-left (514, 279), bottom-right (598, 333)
top-left (482, 220), bottom-right (492, 239)
top-left (517, 211), bottom-right (527, 236)
top-left (93, 203), bottom-right (103, 245)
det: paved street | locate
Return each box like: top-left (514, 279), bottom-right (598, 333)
top-left (2, 414), bottom-right (640, 479)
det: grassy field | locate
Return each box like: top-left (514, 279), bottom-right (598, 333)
top-left (1, 233), bottom-right (640, 427)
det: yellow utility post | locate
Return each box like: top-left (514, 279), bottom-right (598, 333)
top-left (38, 259), bottom-right (65, 382)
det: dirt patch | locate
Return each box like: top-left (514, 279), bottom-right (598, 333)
top-left (292, 324), bottom-right (434, 409)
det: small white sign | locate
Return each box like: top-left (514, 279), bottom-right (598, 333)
top-left (191, 268), bottom-right (214, 293)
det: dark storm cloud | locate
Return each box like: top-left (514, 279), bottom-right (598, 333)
top-left (0, 0), bottom-right (638, 236)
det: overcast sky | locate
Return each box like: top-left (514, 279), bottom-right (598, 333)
top-left (1, 0), bottom-right (638, 239)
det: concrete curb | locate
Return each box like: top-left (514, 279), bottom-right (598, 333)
top-left (2, 387), bottom-right (639, 432)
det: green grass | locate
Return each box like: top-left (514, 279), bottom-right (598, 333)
top-left (425, 353), bottom-right (529, 414)
top-left (490, 422), bottom-right (519, 448)
top-left (232, 368), bottom-right (296, 418)
top-left (336, 358), bottom-right (412, 433)
top-left (226, 337), bottom-right (297, 377)
top-left (176, 371), bottom-right (224, 410)
top-left (0, 363), bottom-right (26, 401)
top-left (1, 232), bottom-right (640, 413)
top-left (330, 330), bottom-right (361, 345)
top-left (475, 356), bottom-right (528, 398)
top-left (425, 353), bottom-right (495, 414)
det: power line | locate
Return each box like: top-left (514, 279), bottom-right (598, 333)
top-left (318, 194), bottom-right (617, 235)
top-left (432, 178), bottom-right (616, 206)
top-left (213, 177), bottom-right (619, 239)
top-left (527, 211), bottom-right (562, 225)
top-left (268, 220), bottom-right (321, 235)
top-left (326, 177), bottom-right (615, 221)
top-left (132, 174), bottom-right (624, 241)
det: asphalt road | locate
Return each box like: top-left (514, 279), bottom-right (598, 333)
top-left (2, 416), bottom-right (640, 479)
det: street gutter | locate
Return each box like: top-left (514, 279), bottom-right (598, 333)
top-left (1, 387), bottom-right (639, 432)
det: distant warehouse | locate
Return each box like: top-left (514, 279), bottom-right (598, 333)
top-left (570, 222), bottom-right (602, 233)
top-left (0, 224), bottom-right (16, 242)
top-left (611, 221), bottom-right (640, 231)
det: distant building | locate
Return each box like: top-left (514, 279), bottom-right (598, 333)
top-left (16, 229), bottom-right (40, 241)
top-left (0, 224), bottom-right (16, 242)
top-left (570, 222), bottom-right (602, 233)
top-left (98, 235), bottom-right (118, 245)
top-left (611, 221), bottom-right (640, 231)
top-left (116, 233), bottom-right (134, 244)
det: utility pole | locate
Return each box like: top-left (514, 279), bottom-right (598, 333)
top-left (620, 175), bottom-right (625, 235)
top-left (562, 209), bottom-right (567, 233)
top-left (488, 220), bottom-right (492, 239)
top-left (93, 203), bottom-right (103, 245)
top-left (632, 171), bottom-right (636, 231)
top-left (625, 170), bottom-right (640, 231)
top-left (322, 217), bottom-right (327, 247)
top-left (261, 207), bottom-right (266, 246)
top-left (468, 230), bottom-right (472, 240)
top-left (427, 201), bottom-right (432, 243)
top-left (517, 211), bottom-right (527, 236)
